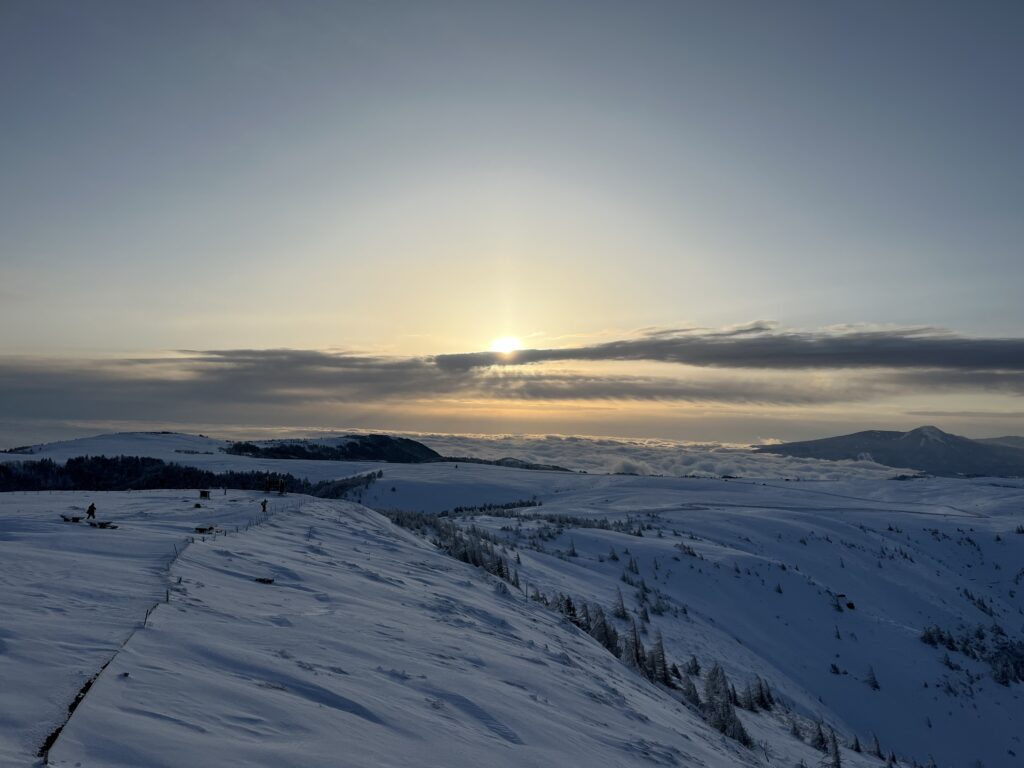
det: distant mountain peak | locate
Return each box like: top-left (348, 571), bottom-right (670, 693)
top-left (902, 425), bottom-right (952, 443)
top-left (757, 425), bottom-right (1024, 477)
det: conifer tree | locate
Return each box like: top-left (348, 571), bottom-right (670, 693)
top-left (739, 682), bottom-right (757, 711)
top-left (650, 632), bottom-right (671, 685)
top-left (754, 676), bottom-right (773, 709)
top-left (612, 588), bottom-right (628, 619)
top-left (810, 722), bottom-right (828, 752)
top-left (679, 674), bottom-right (701, 708)
top-left (703, 663), bottom-right (752, 747)
top-left (621, 620), bottom-right (646, 671)
top-left (870, 734), bottom-right (883, 758)
top-left (826, 728), bottom-right (842, 768)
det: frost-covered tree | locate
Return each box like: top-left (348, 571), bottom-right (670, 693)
top-left (612, 588), bottom-right (628, 619)
top-left (810, 722), bottom-right (828, 752)
top-left (739, 682), bottom-right (757, 711)
top-left (825, 728), bottom-right (842, 768)
top-left (755, 676), bottom-right (775, 710)
top-left (650, 632), bottom-right (672, 686)
top-left (621, 620), bottom-right (647, 671)
top-left (588, 605), bottom-right (619, 654)
top-left (679, 674), bottom-right (701, 708)
top-left (686, 654), bottom-right (701, 676)
top-left (578, 602), bottom-right (591, 629)
top-left (703, 662), bottom-right (752, 747)
top-left (870, 734), bottom-right (883, 758)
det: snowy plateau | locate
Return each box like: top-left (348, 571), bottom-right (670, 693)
top-left (1, 433), bottom-right (1022, 768)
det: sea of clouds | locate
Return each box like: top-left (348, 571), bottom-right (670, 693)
top-left (400, 432), bottom-right (902, 481)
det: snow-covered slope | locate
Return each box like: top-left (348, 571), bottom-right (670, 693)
top-left (4, 432), bottom-right (1023, 767)
top-left (979, 435), bottom-right (1024, 451)
top-left (448, 477), bottom-right (1024, 767)
top-left (48, 498), bottom-right (772, 768)
top-left (758, 425), bottom-right (1024, 477)
top-left (4, 492), bottom-right (811, 768)
top-left (0, 489), bottom-right (278, 765)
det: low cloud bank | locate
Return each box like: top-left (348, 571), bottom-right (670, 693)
top-left (408, 432), bottom-right (902, 481)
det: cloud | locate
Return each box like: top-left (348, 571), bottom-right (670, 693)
top-left (1, 324), bottom-right (1023, 431)
top-left (0, 349), bottom-right (878, 422)
top-left (433, 326), bottom-right (1024, 372)
top-left (408, 432), bottom-right (902, 481)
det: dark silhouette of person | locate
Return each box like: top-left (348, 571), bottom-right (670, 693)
top-left (260, 499), bottom-right (268, 513)
top-left (86, 503), bottom-right (97, 520)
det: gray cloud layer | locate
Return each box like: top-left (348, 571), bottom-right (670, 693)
top-left (433, 326), bottom-right (1024, 372)
top-left (1, 327), bottom-right (1022, 428)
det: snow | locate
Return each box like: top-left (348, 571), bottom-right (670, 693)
top-left (2, 431), bottom-right (1023, 767)
top-left (0, 430), bottom-right (904, 481)
top-left (0, 489), bottom-right (271, 766)
top-left (43, 499), bottom-right (759, 768)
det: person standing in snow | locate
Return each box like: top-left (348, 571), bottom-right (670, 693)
top-left (260, 499), bottom-right (267, 514)
top-left (86, 503), bottom-right (97, 520)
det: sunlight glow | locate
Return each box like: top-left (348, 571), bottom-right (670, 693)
top-left (490, 336), bottom-right (521, 354)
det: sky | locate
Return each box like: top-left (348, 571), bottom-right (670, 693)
top-left (2, 1), bottom-right (1023, 446)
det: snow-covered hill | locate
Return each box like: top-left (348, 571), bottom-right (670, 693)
top-left (757, 425), bottom-right (1024, 477)
top-left (3, 491), bottom-right (864, 768)
top-left (2, 432), bottom-right (1023, 767)
top-left (45, 496), bottom-right (771, 768)
top-left (451, 477), bottom-right (1024, 767)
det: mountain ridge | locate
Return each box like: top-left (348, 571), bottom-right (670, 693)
top-left (756, 425), bottom-right (1024, 477)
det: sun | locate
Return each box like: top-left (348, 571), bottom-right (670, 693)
top-left (490, 336), bottom-right (521, 354)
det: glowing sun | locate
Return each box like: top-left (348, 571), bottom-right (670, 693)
top-left (490, 336), bottom-right (521, 354)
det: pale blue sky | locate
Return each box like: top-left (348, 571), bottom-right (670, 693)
top-left (1, 1), bottom-right (1023, 441)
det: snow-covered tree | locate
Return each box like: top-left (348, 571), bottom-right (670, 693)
top-left (621, 620), bottom-right (647, 671)
top-left (685, 654), bottom-right (701, 676)
top-left (824, 728), bottom-right (842, 768)
top-left (870, 734), bottom-right (883, 758)
top-left (679, 674), bottom-right (701, 708)
top-left (612, 588), bottom-right (628, 619)
top-left (810, 722), bottom-right (828, 752)
top-left (703, 662), bottom-right (752, 747)
top-left (650, 632), bottom-right (671, 686)
top-left (588, 606), bottom-right (619, 654)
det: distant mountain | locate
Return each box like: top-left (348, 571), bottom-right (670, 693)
top-left (977, 435), bottom-right (1024, 451)
top-left (756, 425), bottom-right (1024, 477)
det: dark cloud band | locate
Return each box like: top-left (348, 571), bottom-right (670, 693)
top-left (0, 325), bottom-right (1022, 426)
top-left (433, 326), bottom-right (1024, 372)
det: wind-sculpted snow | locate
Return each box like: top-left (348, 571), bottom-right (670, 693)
top-left (0, 489), bottom-right (278, 765)
top-left (43, 499), bottom-right (754, 768)
top-left (451, 476), bottom-right (1024, 767)
top-left (4, 433), bottom-right (1023, 766)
